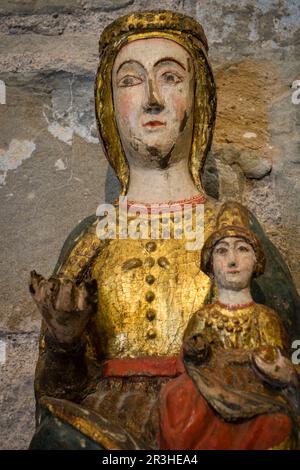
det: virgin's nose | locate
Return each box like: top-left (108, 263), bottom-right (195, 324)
top-left (143, 78), bottom-right (164, 114)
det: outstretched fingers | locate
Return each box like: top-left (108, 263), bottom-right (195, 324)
top-left (53, 278), bottom-right (74, 312)
top-left (76, 279), bottom-right (98, 314)
top-left (29, 271), bottom-right (48, 303)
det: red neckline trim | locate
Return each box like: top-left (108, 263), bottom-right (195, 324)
top-left (114, 193), bottom-right (206, 213)
top-left (216, 300), bottom-right (255, 311)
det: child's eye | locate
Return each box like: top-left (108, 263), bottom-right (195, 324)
top-left (238, 245), bottom-right (250, 252)
top-left (215, 247), bottom-right (227, 255)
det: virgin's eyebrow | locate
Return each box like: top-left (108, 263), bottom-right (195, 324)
top-left (153, 57), bottom-right (186, 71)
top-left (116, 60), bottom-right (145, 74)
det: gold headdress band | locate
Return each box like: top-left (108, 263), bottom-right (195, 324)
top-left (95, 10), bottom-right (217, 195)
top-left (201, 201), bottom-right (266, 277)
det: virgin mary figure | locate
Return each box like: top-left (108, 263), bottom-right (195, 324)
top-left (29, 10), bottom-right (300, 450)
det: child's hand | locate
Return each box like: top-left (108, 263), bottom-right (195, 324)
top-left (252, 346), bottom-right (298, 388)
top-left (183, 333), bottom-right (210, 364)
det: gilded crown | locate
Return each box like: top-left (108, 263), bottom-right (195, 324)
top-left (98, 10), bottom-right (209, 55)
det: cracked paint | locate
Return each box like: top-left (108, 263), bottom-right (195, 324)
top-left (44, 76), bottom-right (99, 146)
top-left (55, 158), bottom-right (67, 171)
top-left (0, 139), bottom-right (36, 186)
top-left (243, 132), bottom-right (257, 139)
top-left (48, 121), bottom-right (73, 146)
top-left (0, 80), bottom-right (5, 104)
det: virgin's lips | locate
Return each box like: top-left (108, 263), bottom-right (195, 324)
top-left (143, 120), bottom-right (166, 127)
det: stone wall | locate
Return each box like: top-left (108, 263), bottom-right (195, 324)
top-left (0, 0), bottom-right (299, 449)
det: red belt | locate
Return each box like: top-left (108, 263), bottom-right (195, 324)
top-left (102, 356), bottom-right (185, 378)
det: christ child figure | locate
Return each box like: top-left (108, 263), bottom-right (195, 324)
top-left (159, 202), bottom-right (300, 450)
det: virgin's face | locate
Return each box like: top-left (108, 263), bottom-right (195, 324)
top-left (112, 38), bottom-right (194, 168)
top-left (212, 237), bottom-right (256, 291)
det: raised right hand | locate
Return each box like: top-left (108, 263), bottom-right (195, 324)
top-left (29, 271), bottom-right (97, 345)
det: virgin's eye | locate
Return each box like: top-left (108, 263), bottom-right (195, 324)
top-left (118, 75), bottom-right (143, 87)
top-left (161, 72), bottom-right (183, 84)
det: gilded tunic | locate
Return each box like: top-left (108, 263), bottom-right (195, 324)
top-left (184, 301), bottom-right (287, 353)
top-left (53, 198), bottom-right (218, 359)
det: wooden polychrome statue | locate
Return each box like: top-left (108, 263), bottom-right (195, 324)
top-left (28, 11), bottom-right (300, 449)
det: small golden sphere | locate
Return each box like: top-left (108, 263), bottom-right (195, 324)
top-left (147, 328), bottom-right (157, 339)
top-left (145, 274), bottom-right (155, 285)
top-left (145, 241), bottom-right (157, 252)
top-left (145, 291), bottom-right (155, 303)
top-left (144, 257), bottom-right (155, 268)
top-left (146, 309), bottom-right (156, 321)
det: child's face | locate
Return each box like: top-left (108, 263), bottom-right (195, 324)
top-left (212, 237), bottom-right (256, 291)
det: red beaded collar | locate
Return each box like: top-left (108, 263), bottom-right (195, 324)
top-left (114, 193), bottom-right (206, 213)
top-left (216, 300), bottom-right (255, 311)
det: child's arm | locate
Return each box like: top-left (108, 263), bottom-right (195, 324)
top-left (252, 309), bottom-right (298, 387)
top-left (183, 311), bottom-right (211, 364)
top-left (252, 346), bottom-right (298, 388)
top-left (258, 308), bottom-right (289, 354)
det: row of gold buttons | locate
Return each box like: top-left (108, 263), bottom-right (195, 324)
top-left (145, 242), bottom-right (156, 339)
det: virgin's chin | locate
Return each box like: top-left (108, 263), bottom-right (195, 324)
top-left (143, 133), bottom-right (174, 144)
top-left (141, 125), bottom-right (174, 136)
top-left (141, 144), bottom-right (174, 158)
